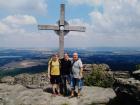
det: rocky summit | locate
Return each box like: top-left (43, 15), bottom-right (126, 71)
top-left (2, 63), bottom-right (140, 105)
top-left (0, 83), bottom-right (116, 105)
top-left (113, 70), bottom-right (140, 104)
top-left (0, 65), bottom-right (116, 105)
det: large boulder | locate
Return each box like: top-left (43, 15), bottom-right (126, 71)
top-left (14, 73), bottom-right (49, 89)
top-left (133, 70), bottom-right (140, 80)
top-left (113, 71), bottom-right (130, 79)
top-left (0, 73), bottom-right (49, 89)
top-left (83, 64), bottom-right (111, 75)
top-left (113, 77), bottom-right (140, 104)
top-left (0, 76), bottom-right (15, 85)
top-left (14, 73), bottom-right (33, 86)
top-left (0, 83), bottom-right (116, 105)
top-left (92, 64), bottom-right (110, 71)
top-left (83, 64), bottom-right (93, 75)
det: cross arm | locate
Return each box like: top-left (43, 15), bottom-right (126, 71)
top-left (38, 25), bottom-right (59, 30)
top-left (64, 26), bottom-right (86, 32)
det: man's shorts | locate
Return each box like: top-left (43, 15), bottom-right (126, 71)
top-left (50, 75), bottom-right (61, 84)
top-left (70, 77), bottom-right (83, 90)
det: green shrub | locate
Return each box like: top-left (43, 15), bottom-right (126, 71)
top-left (84, 64), bottom-right (115, 88)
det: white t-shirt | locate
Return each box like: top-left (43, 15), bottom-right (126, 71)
top-left (71, 59), bottom-right (83, 78)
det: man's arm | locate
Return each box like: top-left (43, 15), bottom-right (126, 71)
top-left (79, 60), bottom-right (83, 78)
top-left (80, 67), bottom-right (83, 78)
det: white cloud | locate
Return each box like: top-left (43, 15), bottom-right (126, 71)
top-left (0, 0), bottom-right (47, 15)
top-left (1, 31), bottom-right (58, 48)
top-left (1, 0), bottom-right (140, 48)
top-left (0, 15), bottom-right (59, 48)
top-left (87, 0), bottom-right (140, 33)
top-left (68, 0), bottom-right (140, 33)
top-left (64, 19), bottom-right (93, 47)
top-left (2, 15), bottom-right (37, 26)
top-left (66, 0), bottom-right (140, 47)
top-left (0, 15), bottom-right (37, 35)
top-left (0, 22), bottom-right (10, 34)
top-left (68, 19), bottom-right (89, 36)
top-left (67, 0), bottom-right (103, 6)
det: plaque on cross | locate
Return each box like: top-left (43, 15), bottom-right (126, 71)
top-left (38, 4), bottom-right (86, 58)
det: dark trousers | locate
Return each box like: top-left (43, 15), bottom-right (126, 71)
top-left (61, 75), bottom-right (70, 95)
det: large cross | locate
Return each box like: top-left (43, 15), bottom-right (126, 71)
top-left (38, 4), bottom-right (86, 58)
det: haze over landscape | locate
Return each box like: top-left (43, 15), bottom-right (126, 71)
top-left (0, 47), bottom-right (140, 77)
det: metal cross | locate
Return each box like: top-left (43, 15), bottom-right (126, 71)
top-left (38, 4), bottom-right (86, 58)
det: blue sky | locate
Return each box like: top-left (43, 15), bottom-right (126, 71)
top-left (0, 0), bottom-right (140, 48)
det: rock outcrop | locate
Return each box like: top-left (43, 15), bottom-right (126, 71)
top-left (0, 65), bottom-right (116, 105)
top-left (0, 73), bottom-right (49, 89)
top-left (0, 83), bottom-right (116, 105)
top-left (83, 64), bottom-right (111, 74)
top-left (0, 76), bottom-right (15, 85)
top-left (0, 63), bottom-right (111, 86)
top-left (133, 69), bottom-right (140, 80)
top-left (83, 64), bottom-right (114, 88)
top-left (113, 70), bottom-right (140, 104)
top-left (113, 71), bottom-right (130, 79)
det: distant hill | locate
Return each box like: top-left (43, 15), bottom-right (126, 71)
top-left (1, 47), bottom-right (140, 77)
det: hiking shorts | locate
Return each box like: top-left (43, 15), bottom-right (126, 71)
top-left (70, 77), bottom-right (83, 90)
top-left (50, 75), bottom-right (61, 84)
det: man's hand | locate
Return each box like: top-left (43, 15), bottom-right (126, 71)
top-left (79, 72), bottom-right (83, 79)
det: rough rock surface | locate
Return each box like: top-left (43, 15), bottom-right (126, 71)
top-left (83, 64), bottom-right (111, 76)
top-left (0, 83), bottom-right (116, 105)
top-left (0, 76), bottom-right (15, 85)
top-left (133, 70), bottom-right (140, 80)
top-left (1, 64), bottom-right (112, 88)
top-left (112, 69), bottom-right (140, 104)
top-left (114, 77), bottom-right (140, 104)
top-left (0, 73), bottom-right (49, 89)
top-left (113, 71), bottom-right (130, 79)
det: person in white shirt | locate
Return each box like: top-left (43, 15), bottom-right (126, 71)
top-left (70, 52), bottom-right (83, 98)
